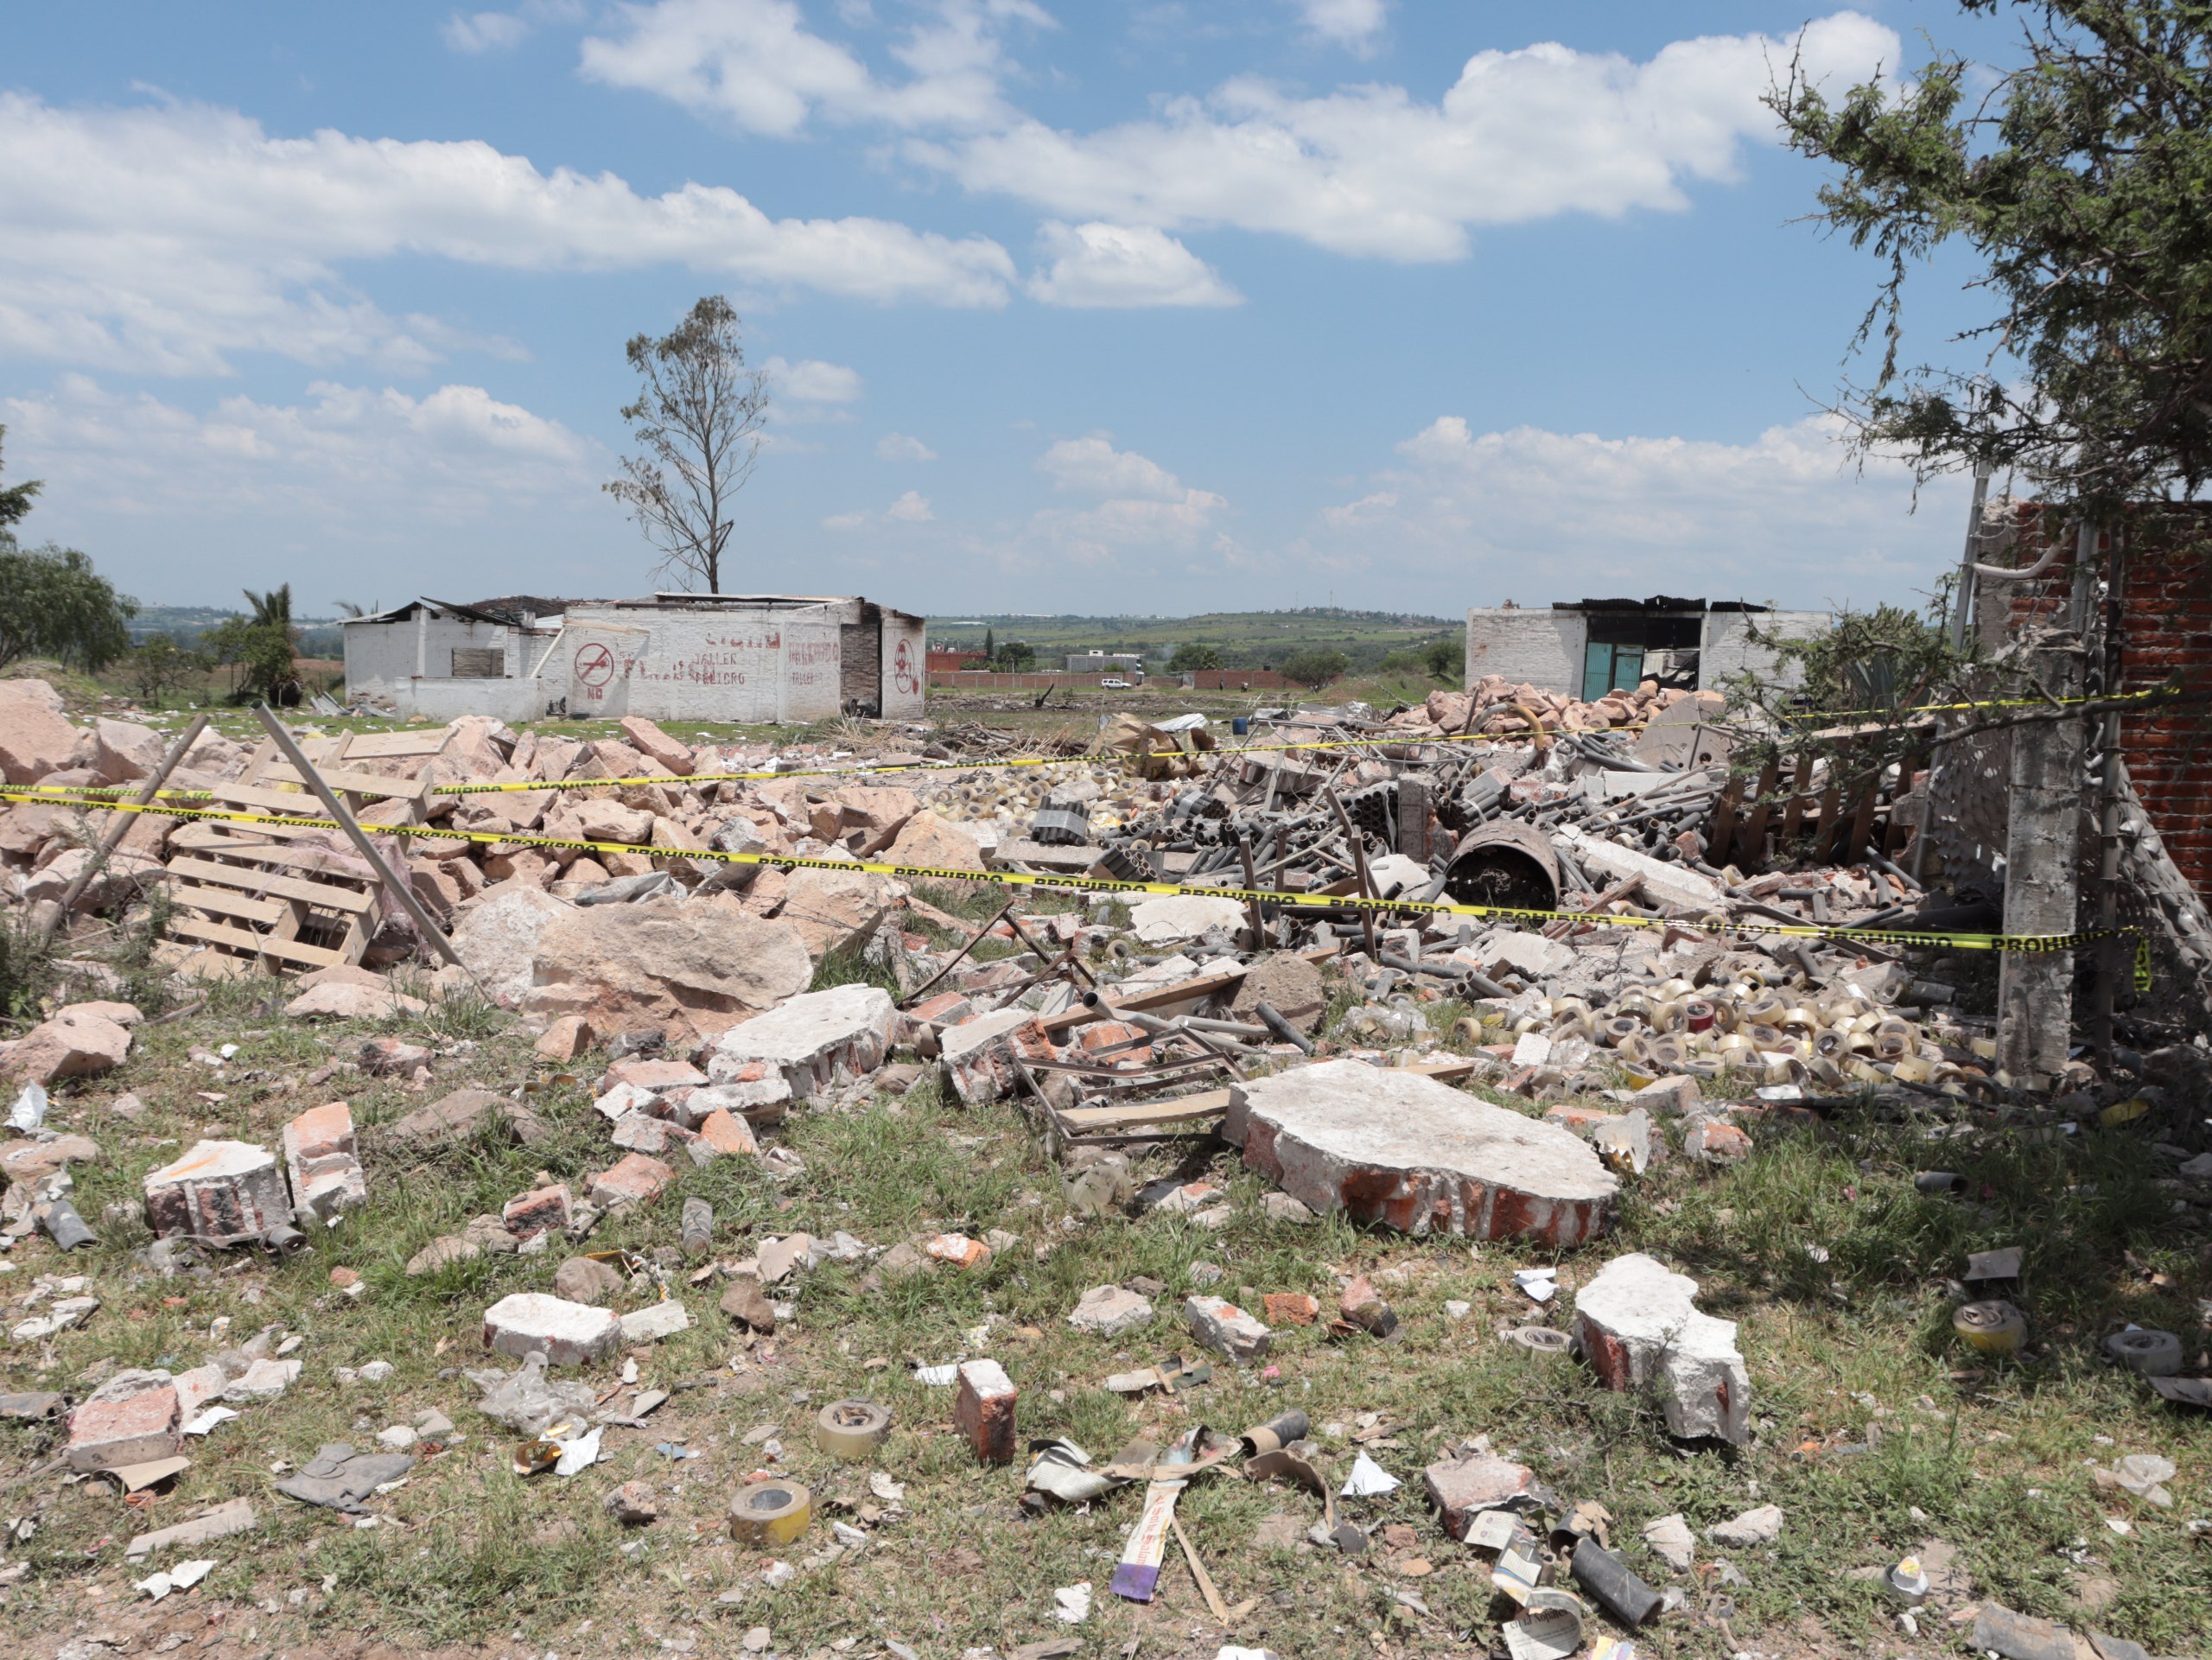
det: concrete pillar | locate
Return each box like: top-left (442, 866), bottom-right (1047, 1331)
top-left (1996, 633), bottom-right (2086, 1086)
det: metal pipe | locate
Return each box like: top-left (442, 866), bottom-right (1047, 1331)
top-left (1253, 1001), bottom-right (1314, 1055)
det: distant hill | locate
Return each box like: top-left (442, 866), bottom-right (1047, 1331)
top-left (924, 607), bottom-right (1456, 672)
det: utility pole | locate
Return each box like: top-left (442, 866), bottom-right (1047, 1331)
top-left (1994, 629), bottom-right (2087, 1087)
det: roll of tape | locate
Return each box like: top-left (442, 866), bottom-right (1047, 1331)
top-left (1952, 1300), bottom-right (2026, 1356)
top-left (812, 1399), bottom-right (893, 1460)
top-left (2103, 1328), bottom-right (2183, 1377)
top-left (729, 1479), bottom-right (812, 1547)
top-left (1504, 1326), bottom-right (1574, 1358)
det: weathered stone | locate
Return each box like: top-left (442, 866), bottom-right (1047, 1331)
top-left (708, 984), bottom-right (896, 1101)
top-left (67, 1371), bottom-right (181, 1471)
top-left (1227, 953), bottom-right (1328, 1034)
top-left (1684, 1118), bottom-right (1751, 1163)
top-left (0, 1133), bottom-right (100, 1185)
top-left (719, 1275), bottom-right (776, 1332)
top-left (524, 905), bottom-right (810, 1041)
top-left (694, 1109), bottom-right (759, 1158)
top-left (1262, 1191), bottom-right (1318, 1224)
top-left (385, 1087), bottom-right (548, 1148)
top-left (125, 1497), bottom-right (257, 1561)
top-left (1185, 1295), bottom-right (1271, 1361)
top-left (828, 785), bottom-right (921, 854)
top-left (534, 1014), bottom-right (595, 1061)
top-left (1424, 1454), bottom-right (1536, 1540)
top-left (578, 799), bottom-right (655, 844)
top-left (589, 1151), bottom-right (675, 1209)
top-left (599, 1056), bottom-right (707, 1095)
top-left (1970, 1605), bottom-right (2077, 1660)
top-left (358, 1037), bottom-right (430, 1077)
top-left (604, 1479), bottom-right (659, 1526)
top-left (939, 1007), bottom-right (1055, 1106)
top-left (0, 679), bottom-right (79, 785)
top-left (952, 1358), bottom-right (1018, 1462)
top-left (618, 1300), bottom-right (691, 1344)
top-left (453, 886), bottom-right (575, 1007)
top-left (678, 1070), bottom-right (794, 1125)
top-left (1573, 1252), bottom-right (1749, 1444)
top-left (89, 719), bottom-right (164, 784)
top-left (777, 863), bottom-right (905, 964)
top-left (883, 809), bottom-right (984, 871)
top-left (1643, 1513), bottom-right (1695, 1573)
top-left (1068, 1285), bottom-right (1154, 1337)
top-left (1226, 1060), bottom-right (1617, 1245)
top-left (1129, 894), bottom-right (1248, 944)
top-left (609, 1113), bottom-right (701, 1158)
top-left (1, 1002), bottom-right (135, 1085)
top-left (143, 1140), bottom-right (290, 1245)
top-left (1630, 1075), bottom-right (1703, 1116)
top-left (283, 1101), bottom-right (366, 1219)
top-left (617, 716), bottom-right (694, 777)
top-left (21, 847), bottom-right (167, 913)
top-left (283, 980), bottom-right (427, 1020)
top-left (503, 1183), bottom-right (573, 1238)
top-left (405, 1214), bottom-right (519, 1275)
top-left (555, 1255), bottom-right (626, 1304)
top-left (1707, 1504), bottom-right (1783, 1549)
top-left (1482, 932), bottom-right (1575, 981)
top-left (482, 1292), bottom-right (620, 1366)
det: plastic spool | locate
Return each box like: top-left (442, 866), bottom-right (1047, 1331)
top-left (1503, 1325), bottom-right (1574, 1358)
top-left (1601, 1016), bottom-right (1642, 1047)
top-left (2103, 1328), bottom-right (2183, 1377)
top-left (729, 1478), bottom-right (813, 1547)
top-left (812, 1399), bottom-right (894, 1460)
top-left (1952, 1300), bottom-right (2028, 1357)
top-left (1684, 1000), bottom-right (1717, 1034)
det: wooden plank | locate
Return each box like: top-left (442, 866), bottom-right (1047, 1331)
top-left (1058, 1089), bottom-right (1231, 1134)
top-left (168, 885), bottom-right (289, 927)
top-left (1844, 785), bottom-right (1878, 864)
top-left (339, 731), bottom-right (452, 760)
top-left (168, 915), bottom-right (343, 967)
top-left (166, 858), bottom-right (378, 913)
top-left (1708, 779), bottom-right (1741, 866)
top-left (259, 764), bottom-right (429, 801)
top-left (1813, 784), bottom-right (1840, 854)
top-left (188, 840), bottom-right (379, 881)
top-left (207, 782), bottom-right (347, 817)
top-left (1039, 965), bottom-right (1250, 1035)
top-left (1779, 756), bottom-right (1813, 843)
top-left (1738, 761), bottom-right (1780, 868)
top-left (1406, 1055), bottom-right (1484, 1082)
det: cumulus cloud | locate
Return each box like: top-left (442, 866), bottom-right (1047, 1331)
top-left (442, 1), bottom-right (582, 54)
top-left (765, 356), bottom-right (864, 402)
top-left (580, 0), bottom-right (1052, 137)
top-left (0, 93), bottom-right (1016, 375)
top-left (1024, 221), bottom-right (1242, 308)
top-left (1307, 412), bottom-right (1953, 603)
top-left (875, 432), bottom-right (938, 461)
top-left (1293, 0), bottom-right (1389, 53)
top-left (1027, 432), bottom-right (1227, 566)
top-left (912, 13), bottom-right (1897, 261)
top-left (885, 488), bottom-right (935, 522)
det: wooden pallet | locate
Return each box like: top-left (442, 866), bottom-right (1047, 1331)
top-left (160, 728), bottom-right (448, 976)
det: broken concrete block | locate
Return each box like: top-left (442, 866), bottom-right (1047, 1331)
top-left (1484, 932), bottom-right (1574, 981)
top-left (1554, 825), bottom-right (1724, 912)
top-left (608, 1113), bottom-right (700, 1158)
top-left (588, 1152), bottom-right (674, 1209)
top-left (503, 1184), bottom-right (573, 1239)
top-left (282, 1102), bottom-right (366, 1220)
top-left (0, 677), bottom-right (79, 784)
top-left (708, 983), bottom-right (897, 1101)
top-left (358, 1037), bottom-right (430, 1077)
top-left (67, 1371), bottom-right (181, 1472)
top-left (1970, 1605), bottom-right (2078, 1660)
top-left (1643, 1513), bottom-right (1695, 1572)
top-left (777, 863), bottom-right (904, 964)
top-left (598, 1057), bottom-right (707, 1096)
top-left (1068, 1285), bottom-right (1154, 1337)
top-left (1684, 1117), bottom-right (1751, 1163)
top-left (1227, 1059), bottom-right (1617, 1245)
top-left (1129, 894), bottom-right (1248, 944)
top-left (952, 1359), bottom-right (1018, 1462)
top-left (1572, 1252), bottom-right (1749, 1444)
top-left (939, 1007), bottom-right (1054, 1106)
top-left (283, 980), bottom-right (427, 1021)
top-left (1185, 1295), bottom-right (1271, 1361)
top-left (618, 1300), bottom-right (692, 1344)
top-left (0, 1002), bottom-right (135, 1086)
top-left (555, 1255), bottom-right (626, 1304)
top-left (482, 1292), bottom-right (620, 1366)
top-left (1707, 1504), bottom-right (1783, 1548)
top-left (1423, 1454), bottom-right (1536, 1540)
top-left (1630, 1075), bottom-right (1702, 1116)
top-left (386, 1087), bottom-right (547, 1149)
top-left (693, 1109), bottom-right (759, 1159)
top-left (534, 1014), bottom-right (596, 1061)
top-left (0, 1133), bottom-right (99, 1185)
top-left (143, 1141), bottom-right (291, 1246)
top-left (125, 1497), bottom-right (256, 1561)
top-left (617, 716), bottom-right (694, 777)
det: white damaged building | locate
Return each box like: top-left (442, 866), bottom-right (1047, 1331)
top-left (342, 592), bottom-right (927, 724)
top-left (1464, 595), bottom-right (1831, 701)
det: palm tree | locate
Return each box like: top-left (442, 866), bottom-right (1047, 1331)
top-left (243, 584), bottom-right (293, 628)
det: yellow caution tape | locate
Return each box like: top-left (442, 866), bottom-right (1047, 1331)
top-left (4, 788), bottom-right (2150, 982)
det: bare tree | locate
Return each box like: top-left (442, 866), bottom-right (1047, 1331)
top-left (604, 296), bottom-right (769, 593)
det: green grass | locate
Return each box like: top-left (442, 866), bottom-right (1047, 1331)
top-left (2, 965), bottom-right (2205, 1659)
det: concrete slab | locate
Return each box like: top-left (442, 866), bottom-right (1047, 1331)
top-left (707, 984), bottom-right (896, 1101)
top-left (143, 1141), bottom-right (291, 1246)
top-left (1572, 1251), bottom-right (1748, 1444)
top-left (1226, 1059), bottom-right (1616, 1244)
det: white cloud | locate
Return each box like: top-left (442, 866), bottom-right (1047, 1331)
top-left (912, 13), bottom-right (1897, 261)
top-left (0, 93), bottom-right (1016, 375)
top-left (580, 0), bottom-right (1052, 137)
top-left (886, 488), bottom-right (935, 522)
top-left (442, 2), bottom-right (582, 54)
top-left (1294, 0), bottom-right (1388, 53)
top-left (1024, 221), bottom-right (1242, 308)
top-left (1307, 412), bottom-right (1951, 601)
top-left (765, 356), bottom-right (864, 402)
top-left (875, 432), bottom-right (938, 461)
top-left (822, 508), bottom-right (873, 530)
top-left (1027, 433), bottom-right (1227, 566)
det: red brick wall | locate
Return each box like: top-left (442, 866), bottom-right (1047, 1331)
top-left (1184, 669), bottom-right (1288, 690)
top-left (1995, 504), bottom-right (2212, 894)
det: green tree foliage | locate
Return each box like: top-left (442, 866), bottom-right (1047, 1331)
top-left (1421, 633), bottom-right (1465, 681)
top-left (0, 545), bottom-right (137, 671)
top-left (205, 584), bottom-right (301, 704)
top-left (1771, 2), bottom-right (2212, 518)
top-left (1167, 642), bottom-right (1223, 672)
top-left (0, 424), bottom-right (38, 533)
top-left (124, 634), bottom-right (207, 707)
top-left (991, 639), bottom-right (1037, 671)
top-left (605, 295), bottom-right (768, 593)
top-left (1281, 648), bottom-right (1349, 688)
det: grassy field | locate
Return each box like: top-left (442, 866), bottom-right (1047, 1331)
top-left (3, 882), bottom-right (2205, 1660)
top-left (927, 609), bottom-right (1459, 675)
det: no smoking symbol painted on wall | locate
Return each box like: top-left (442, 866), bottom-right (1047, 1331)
top-left (574, 643), bottom-right (616, 688)
top-left (893, 638), bottom-right (918, 695)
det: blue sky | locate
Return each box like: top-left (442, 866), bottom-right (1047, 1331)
top-left (1, 2), bottom-right (2010, 617)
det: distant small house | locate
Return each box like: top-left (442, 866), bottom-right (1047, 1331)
top-left (1066, 650), bottom-right (1145, 677)
top-left (343, 592), bottom-right (925, 722)
top-left (1464, 596), bottom-right (1830, 701)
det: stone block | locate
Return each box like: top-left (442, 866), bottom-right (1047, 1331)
top-left (939, 1007), bottom-right (1054, 1106)
top-left (283, 1101), bottom-right (366, 1219)
top-left (589, 1151), bottom-right (675, 1209)
top-left (693, 1109), bottom-right (759, 1158)
top-left (597, 1057), bottom-right (706, 1096)
top-left (283, 980), bottom-right (427, 1020)
top-left (1, 1003), bottom-right (134, 1086)
top-left (1424, 1454), bottom-right (1536, 1540)
top-left (609, 1113), bottom-right (700, 1158)
top-left (0, 678), bottom-right (79, 785)
top-left (708, 984), bottom-right (896, 1101)
top-left (1185, 1294), bottom-right (1271, 1361)
top-left (503, 1183), bottom-right (573, 1239)
top-left (67, 1371), bottom-right (181, 1472)
top-left (524, 904), bottom-right (810, 1041)
top-left (1227, 1059), bottom-right (1616, 1245)
top-left (534, 1015), bottom-right (595, 1061)
top-left (1684, 1118), bottom-right (1751, 1163)
top-left (143, 1140), bottom-right (291, 1246)
top-left (952, 1358), bottom-right (1018, 1462)
top-left (1572, 1252), bottom-right (1749, 1444)
top-left (618, 1300), bottom-right (692, 1344)
top-left (1630, 1075), bottom-right (1702, 1116)
top-left (482, 1292), bottom-right (620, 1366)
top-left (1067, 1285), bottom-right (1154, 1337)
top-left (1129, 894), bottom-right (1247, 944)
top-left (386, 1088), bottom-right (547, 1148)
top-left (617, 716), bottom-right (694, 777)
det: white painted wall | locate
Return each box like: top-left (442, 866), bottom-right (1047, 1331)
top-left (881, 613), bottom-right (927, 718)
top-left (1700, 610), bottom-right (1830, 692)
top-left (1465, 609), bottom-right (1586, 693)
top-left (343, 613), bottom-right (512, 699)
